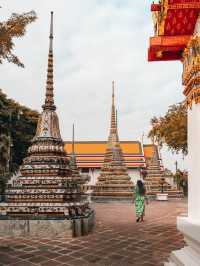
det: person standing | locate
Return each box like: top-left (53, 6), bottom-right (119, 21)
top-left (134, 180), bottom-right (148, 222)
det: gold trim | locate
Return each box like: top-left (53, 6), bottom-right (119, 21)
top-left (182, 33), bottom-right (200, 108)
top-left (159, 0), bottom-right (169, 35)
top-left (169, 3), bottom-right (200, 9)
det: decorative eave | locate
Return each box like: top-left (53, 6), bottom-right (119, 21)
top-left (148, 35), bottom-right (190, 61)
top-left (182, 33), bottom-right (200, 107)
top-left (151, 3), bottom-right (161, 12)
top-left (148, 0), bottom-right (200, 61)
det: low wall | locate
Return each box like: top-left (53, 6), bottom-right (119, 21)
top-left (0, 211), bottom-right (95, 238)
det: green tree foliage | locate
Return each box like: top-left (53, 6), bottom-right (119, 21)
top-left (148, 102), bottom-right (187, 155)
top-left (0, 134), bottom-right (9, 172)
top-left (0, 89), bottom-right (39, 174)
top-left (0, 10), bottom-right (37, 67)
top-left (0, 134), bottom-right (9, 198)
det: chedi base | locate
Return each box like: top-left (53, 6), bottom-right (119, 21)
top-left (0, 211), bottom-right (95, 238)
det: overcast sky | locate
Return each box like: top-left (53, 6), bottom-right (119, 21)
top-left (0, 0), bottom-right (186, 171)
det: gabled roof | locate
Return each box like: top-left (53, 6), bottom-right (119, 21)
top-left (64, 141), bottom-right (142, 155)
top-left (143, 144), bottom-right (159, 159)
top-left (64, 141), bottom-right (147, 168)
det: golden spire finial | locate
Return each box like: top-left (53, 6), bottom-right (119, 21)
top-left (43, 11), bottom-right (56, 111)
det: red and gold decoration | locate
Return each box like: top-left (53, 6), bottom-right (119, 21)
top-left (182, 33), bottom-right (200, 107)
top-left (148, 0), bottom-right (200, 61)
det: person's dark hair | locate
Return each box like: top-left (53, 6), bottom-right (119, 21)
top-left (137, 180), bottom-right (146, 196)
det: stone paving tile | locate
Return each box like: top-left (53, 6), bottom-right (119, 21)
top-left (0, 200), bottom-right (187, 266)
top-left (40, 260), bottom-right (62, 266)
top-left (28, 255), bottom-right (49, 263)
top-left (9, 261), bottom-right (36, 266)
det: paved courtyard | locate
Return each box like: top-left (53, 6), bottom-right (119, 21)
top-left (0, 200), bottom-right (187, 266)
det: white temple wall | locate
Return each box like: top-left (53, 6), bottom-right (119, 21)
top-left (127, 169), bottom-right (141, 185)
top-left (90, 169), bottom-right (100, 185)
top-left (165, 97), bottom-right (200, 265)
top-left (165, 176), bottom-right (175, 188)
top-left (83, 169), bottom-right (101, 185)
top-left (188, 103), bottom-right (200, 221)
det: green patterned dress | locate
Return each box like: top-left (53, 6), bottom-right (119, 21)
top-left (134, 186), bottom-right (145, 218)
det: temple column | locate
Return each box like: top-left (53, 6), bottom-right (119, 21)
top-left (187, 104), bottom-right (200, 221)
top-left (169, 103), bottom-right (200, 265)
top-left (165, 35), bottom-right (200, 266)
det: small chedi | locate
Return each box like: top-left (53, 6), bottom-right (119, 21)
top-left (92, 82), bottom-right (134, 200)
top-left (0, 12), bottom-right (94, 237)
top-left (144, 146), bottom-right (183, 198)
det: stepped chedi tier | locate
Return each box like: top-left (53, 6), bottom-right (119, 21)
top-left (144, 145), bottom-right (183, 198)
top-left (0, 12), bottom-right (94, 237)
top-left (92, 82), bottom-right (134, 200)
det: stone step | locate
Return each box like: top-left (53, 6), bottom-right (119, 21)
top-left (96, 182), bottom-right (134, 188)
top-left (92, 192), bottom-right (133, 196)
top-left (147, 192), bottom-right (183, 198)
top-left (164, 262), bottom-right (176, 266)
top-left (91, 196), bottom-right (133, 202)
top-left (147, 172), bottom-right (163, 174)
top-left (170, 247), bottom-right (200, 266)
top-left (146, 173), bottom-right (164, 176)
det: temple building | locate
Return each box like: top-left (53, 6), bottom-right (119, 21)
top-left (0, 12), bottom-right (94, 237)
top-left (65, 141), bottom-right (182, 198)
top-left (148, 1), bottom-right (200, 265)
top-left (64, 83), bottom-right (181, 198)
top-left (64, 83), bottom-right (183, 200)
top-left (64, 85), bottom-right (181, 198)
top-left (65, 141), bottom-right (159, 185)
top-left (148, 0), bottom-right (200, 61)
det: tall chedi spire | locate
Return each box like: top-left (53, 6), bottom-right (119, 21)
top-left (93, 82), bottom-right (134, 200)
top-left (43, 11), bottom-right (55, 111)
top-left (108, 81), bottom-right (119, 146)
top-left (33, 11), bottom-right (61, 140)
top-left (0, 12), bottom-right (94, 237)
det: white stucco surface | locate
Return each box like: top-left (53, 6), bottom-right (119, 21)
top-left (127, 169), bottom-right (141, 184)
top-left (188, 103), bottom-right (200, 221)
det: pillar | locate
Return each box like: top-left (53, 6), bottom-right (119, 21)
top-left (188, 104), bottom-right (200, 221)
top-left (165, 34), bottom-right (200, 266)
